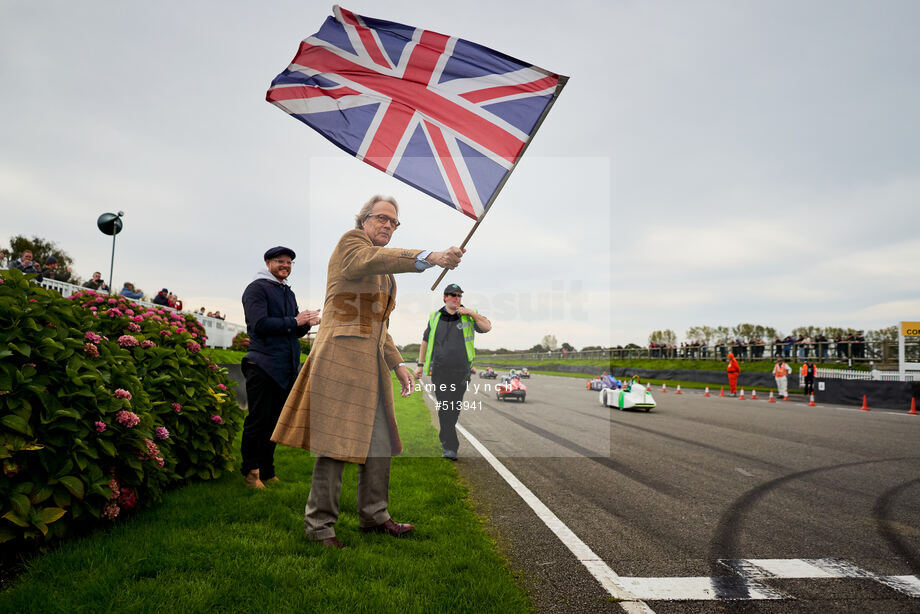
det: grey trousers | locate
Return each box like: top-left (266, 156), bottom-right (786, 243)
top-left (304, 399), bottom-right (392, 540)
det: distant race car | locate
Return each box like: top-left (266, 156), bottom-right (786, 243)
top-left (519, 367), bottom-right (530, 378)
top-left (496, 375), bottom-right (526, 402)
top-left (479, 367), bottom-right (498, 379)
top-left (599, 381), bottom-right (655, 412)
top-left (587, 378), bottom-right (605, 391)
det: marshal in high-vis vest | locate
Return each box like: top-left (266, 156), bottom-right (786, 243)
top-left (415, 283), bottom-right (491, 460)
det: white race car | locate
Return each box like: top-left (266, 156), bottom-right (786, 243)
top-left (599, 382), bottom-right (656, 411)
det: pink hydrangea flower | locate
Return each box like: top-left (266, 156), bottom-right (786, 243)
top-left (209, 364), bottom-right (218, 370)
top-left (29, 299), bottom-right (37, 303)
top-left (108, 477), bottom-right (120, 499)
top-left (84, 343), bottom-right (100, 357)
top-left (211, 415), bottom-right (223, 425)
top-left (108, 298), bottom-right (117, 305)
top-left (142, 438), bottom-right (165, 467)
top-left (187, 341), bottom-right (201, 354)
top-left (89, 306), bottom-right (98, 311)
top-left (94, 421), bottom-right (107, 432)
top-left (154, 426), bottom-right (170, 440)
top-left (118, 487), bottom-right (138, 510)
top-left (125, 309), bottom-right (135, 316)
top-left (132, 315), bottom-right (143, 323)
top-left (217, 383), bottom-right (226, 391)
top-left (85, 331), bottom-right (102, 343)
top-left (115, 410), bottom-right (140, 428)
top-left (103, 502), bottom-right (120, 520)
top-left (171, 402), bottom-right (182, 413)
top-left (117, 335), bottom-right (139, 348)
top-left (160, 330), bottom-right (172, 336)
top-left (114, 388), bottom-right (132, 400)
top-left (141, 340), bottom-right (156, 349)
top-left (126, 323), bottom-right (141, 332)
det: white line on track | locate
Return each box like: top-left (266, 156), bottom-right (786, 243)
top-left (425, 391), bottom-right (655, 613)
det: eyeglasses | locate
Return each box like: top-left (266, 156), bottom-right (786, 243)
top-left (445, 293), bottom-right (462, 298)
top-left (366, 213), bottom-right (400, 228)
top-left (271, 259), bottom-right (293, 265)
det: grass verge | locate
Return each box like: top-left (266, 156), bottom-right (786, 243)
top-left (0, 377), bottom-right (530, 614)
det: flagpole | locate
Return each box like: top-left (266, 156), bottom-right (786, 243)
top-left (430, 75), bottom-right (569, 291)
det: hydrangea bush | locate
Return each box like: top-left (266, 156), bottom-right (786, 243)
top-left (230, 331), bottom-right (249, 352)
top-left (0, 269), bottom-right (243, 545)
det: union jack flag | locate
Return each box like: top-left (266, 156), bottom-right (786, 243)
top-left (267, 5), bottom-right (567, 220)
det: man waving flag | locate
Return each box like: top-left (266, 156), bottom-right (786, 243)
top-left (267, 5), bottom-right (567, 221)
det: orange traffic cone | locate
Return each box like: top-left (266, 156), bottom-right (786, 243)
top-left (768, 390), bottom-right (776, 403)
top-left (909, 398), bottom-right (918, 415)
top-left (719, 386), bottom-right (725, 397)
top-left (704, 386), bottom-right (711, 397)
top-left (646, 382), bottom-right (651, 389)
top-left (661, 383), bottom-right (667, 393)
top-left (586, 380), bottom-right (590, 390)
top-left (783, 393), bottom-right (789, 401)
top-left (675, 385), bottom-right (682, 395)
top-left (860, 395), bottom-right (870, 411)
top-left (808, 393), bottom-right (816, 407)
top-left (751, 388), bottom-right (758, 400)
top-left (739, 388), bottom-right (745, 400)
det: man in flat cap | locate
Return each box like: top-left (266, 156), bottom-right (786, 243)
top-left (415, 283), bottom-right (490, 460)
top-left (272, 195), bottom-right (464, 548)
top-left (240, 246), bottom-right (321, 488)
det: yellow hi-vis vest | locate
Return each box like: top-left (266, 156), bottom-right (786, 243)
top-left (423, 309), bottom-right (476, 376)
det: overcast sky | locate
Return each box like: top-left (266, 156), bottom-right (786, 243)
top-left (2, 1), bottom-right (918, 349)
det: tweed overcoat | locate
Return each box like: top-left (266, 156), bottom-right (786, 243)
top-left (271, 230), bottom-right (421, 463)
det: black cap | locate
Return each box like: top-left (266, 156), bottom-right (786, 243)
top-left (264, 246), bottom-right (296, 261)
top-left (45, 256), bottom-right (58, 263)
top-left (161, 288), bottom-right (169, 293)
top-left (443, 283), bottom-right (463, 295)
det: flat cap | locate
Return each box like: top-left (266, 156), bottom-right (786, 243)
top-left (443, 283), bottom-right (463, 295)
top-left (264, 246), bottom-right (296, 260)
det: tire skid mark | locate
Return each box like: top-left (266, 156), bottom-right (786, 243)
top-left (489, 406), bottom-right (682, 499)
top-left (873, 478), bottom-right (920, 576)
top-left (707, 457), bottom-right (920, 599)
top-left (569, 408), bottom-right (787, 471)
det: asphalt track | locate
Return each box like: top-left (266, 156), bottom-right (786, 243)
top-left (420, 373), bottom-right (920, 613)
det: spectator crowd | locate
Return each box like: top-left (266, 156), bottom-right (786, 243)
top-left (2, 248), bottom-right (225, 320)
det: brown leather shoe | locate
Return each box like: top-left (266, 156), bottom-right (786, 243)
top-left (360, 519), bottom-right (415, 537)
top-left (320, 537), bottom-right (346, 549)
top-left (244, 470), bottom-right (266, 489)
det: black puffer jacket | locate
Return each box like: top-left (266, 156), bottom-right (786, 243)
top-left (242, 275), bottom-right (311, 389)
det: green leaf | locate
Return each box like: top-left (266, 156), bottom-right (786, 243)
top-left (52, 409), bottom-right (82, 420)
top-left (34, 507), bottom-right (67, 525)
top-left (98, 439), bottom-right (116, 457)
top-left (59, 476), bottom-right (85, 499)
top-left (13, 342), bottom-right (31, 358)
top-left (0, 527), bottom-right (17, 543)
top-left (2, 511), bottom-right (29, 528)
top-left (30, 486), bottom-right (53, 505)
top-left (9, 493), bottom-right (31, 517)
top-left (52, 491), bottom-right (71, 508)
top-left (1, 414), bottom-right (32, 437)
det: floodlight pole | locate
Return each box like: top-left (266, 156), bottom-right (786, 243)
top-left (108, 232), bottom-right (117, 295)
